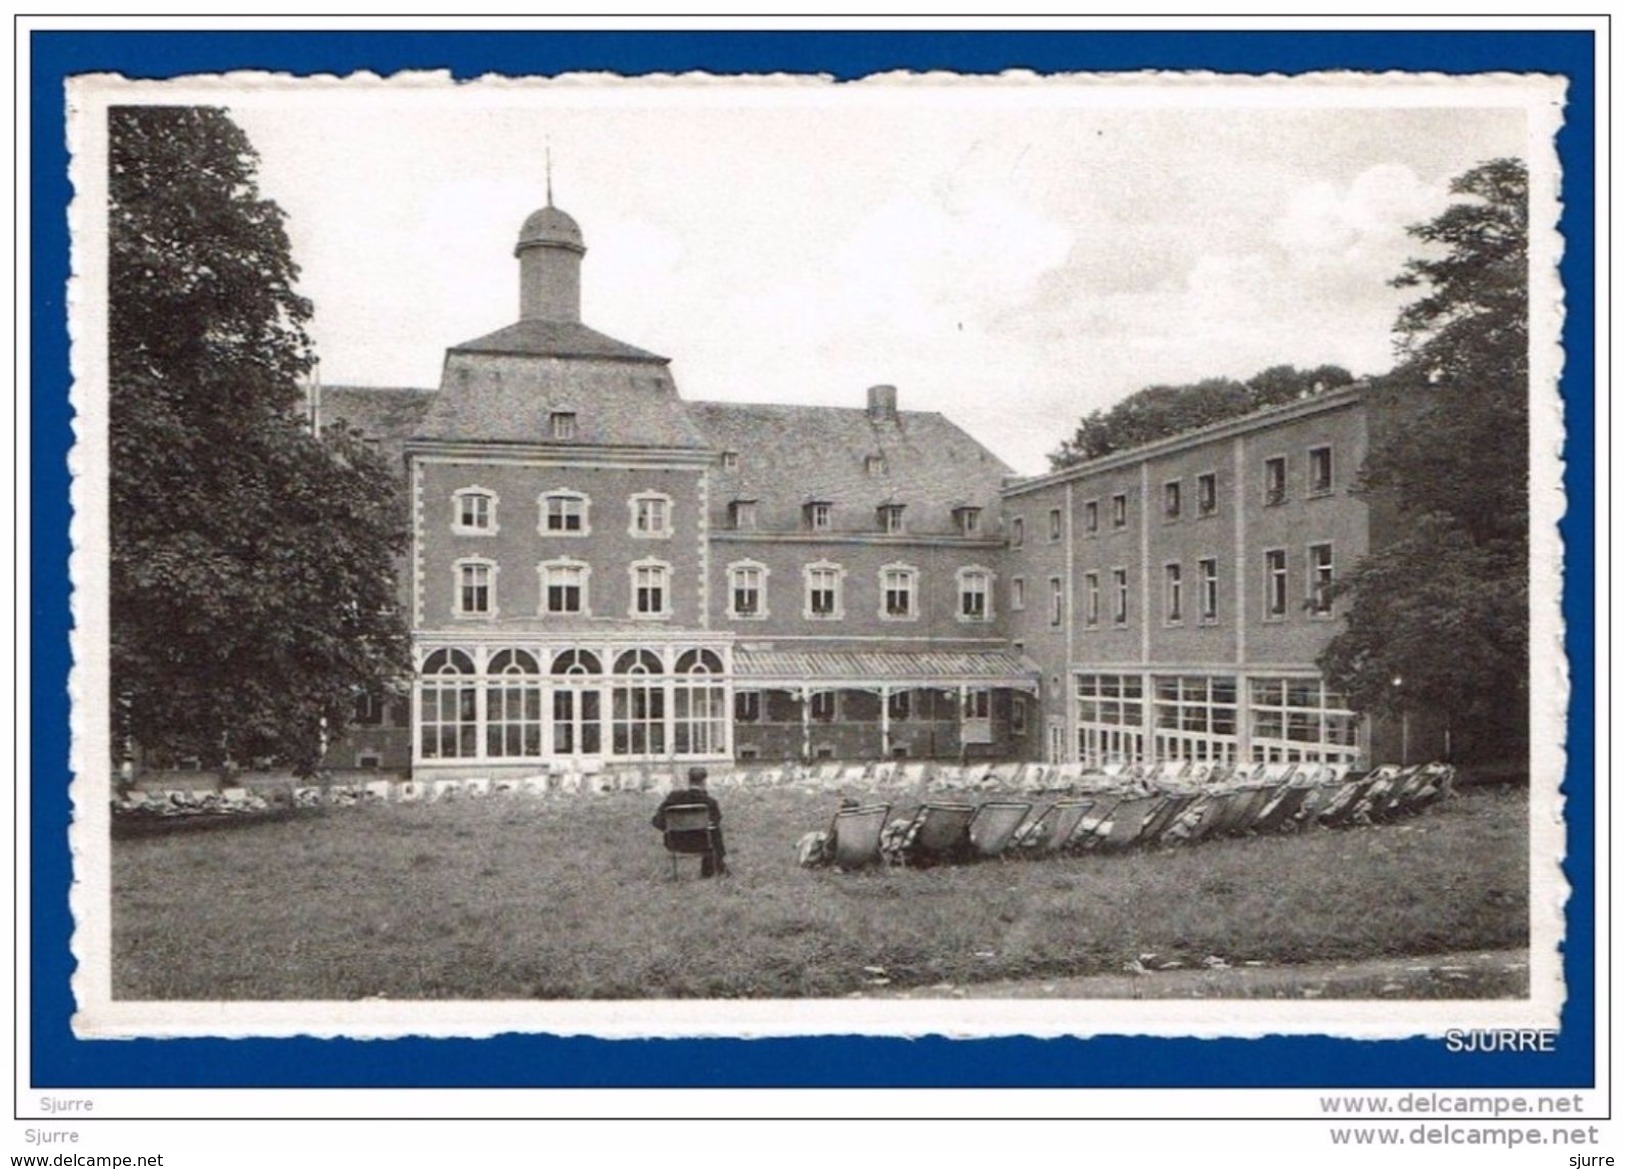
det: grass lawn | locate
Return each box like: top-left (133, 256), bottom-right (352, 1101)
top-left (111, 783), bottom-right (1528, 1000)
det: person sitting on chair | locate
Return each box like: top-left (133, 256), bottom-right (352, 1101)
top-left (796, 796), bottom-right (860, 868)
top-left (652, 766), bottom-right (728, 877)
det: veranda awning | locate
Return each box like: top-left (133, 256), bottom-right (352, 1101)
top-left (732, 648), bottom-right (1040, 693)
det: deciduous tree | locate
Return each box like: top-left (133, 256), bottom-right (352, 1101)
top-left (1049, 364), bottom-right (1352, 467)
top-left (110, 106), bottom-right (409, 775)
top-left (1318, 158), bottom-right (1529, 759)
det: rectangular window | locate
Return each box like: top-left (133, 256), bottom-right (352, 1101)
top-left (1164, 562), bottom-right (1183, 623)
top-left (1265, 548), bottom-right (1288, 618)
top-left (963, 688), bottom-right (991, 720)
top-left (458, 563), bottom-right (491, 615)
top-left (1264, 456), bottom-right (1288, 506)
top-left (1112, 567), bottom-right (1128, 625)
top-left (633, 564), bottom-right (669, 616)
top-left (1049, 508), bottom-right (1063, 541)
top-left (1248, 675), bottom-right (1361, 764)
top-left (720, 450), bottom-right (739, 471)
top-left (811, 692), bottom-right (837, 722)
top-left (544, 494), bottom-right (586, 533)
top-left (544, 563), bottom-right (585, 614)
top-left (807, 566), bottom-right (840, 618)
top-left (1084, 571), bottom-right (1100, 626)
top-left (734, 690), bottom-right (761, 723)
top-left (880, 504), bottom-right (906, 533)
top-left (882, 567), bottom-right (916, 618)
top-left (887, 691), bottom-right (911, 721)
top-left (1111, 493), bottom-right (1127, 528)
top-left (1148, 674), bottom-right (1242, 764)
top-left (959, 570), bottom-right (990, 620)
top-left (730, 565), bottom-right (763, 617)
top-left (1308, 542), bottom-right (1334, 614)
top-left (806, 502), bottom-right (833, 531)
top-left (457, 492), bottom-right (493, 532)
top-left (1199, 557), bottom-right (1219, 622)
top-left (1011, 516), bottom-right (1024, 546)
top-left (550, 411), bottom-right (577, 440)
top-left (956, 507), bottom-right (982, 535)
top-left (633, 496), bottom-right (670, 535)
top-left (1075, 673), bottom-right (1147, 768)
top-left (1197, 472), bottom-right (1218, 516)
top-left (1083, 499), bottom-right (1099, 534)
top-left (1309, 445), bottom-right (1334, 496)
top-left (1049, 577), bottom-right (1063, 626)
top-left (1011, 576), bottom-right (1026, 611)
top-left (1163, 480), bottom-right (1181, 520)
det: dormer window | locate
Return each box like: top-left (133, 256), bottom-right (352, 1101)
top-left (720, 450), bottom-right (740, 471)
top-left (804, 501), bottom-right (833, 532)
top-left (953, 505), bottom-right (982, 536)
top-left (729, 499), bottom-right (758, 530)
top-left (865, 454), bottom-right (887, 477)
top-left (550, 411), bottom-right (578, 441)
top-left (878, 503), bottom-right (906, 533)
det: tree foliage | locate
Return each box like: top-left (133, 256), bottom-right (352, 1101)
top-left (1318, 158), bottom-right (1529, 757)
top-left (1049, 364), bottom-right (1354, 467)
top-left (110, 106), bottom-right (410, 775)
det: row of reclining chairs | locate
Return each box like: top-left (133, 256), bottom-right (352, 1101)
top-left (814, 763), bottom-right (1455, 870)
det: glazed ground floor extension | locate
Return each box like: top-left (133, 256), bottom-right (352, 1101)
top-left (322, 633), bottom-right (1414, 780)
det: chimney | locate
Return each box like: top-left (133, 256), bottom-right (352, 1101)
top-left (867, 384), bottom-right (898, 422)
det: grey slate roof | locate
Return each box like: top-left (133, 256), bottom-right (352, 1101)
top-left (734, 647), bottom-right (1038, 686)
top-left (416, 350), bottom-right (708, 450)
top-left (688, 401), bottom-right (1013, 534)
top-left (315, 385), bottom-right (436, 470)
top-left (449, 319), bottom-right (667, 363)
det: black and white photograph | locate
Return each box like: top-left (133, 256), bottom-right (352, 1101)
top-left (66, 68), bottom-right (1566, 1043)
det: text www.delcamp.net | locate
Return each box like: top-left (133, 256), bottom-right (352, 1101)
top-left (11, 1156), bottom-right (163, 1166)
top-left (1327, 1125), bottom-right (1601, 1147)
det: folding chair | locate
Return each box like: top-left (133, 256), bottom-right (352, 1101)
top-left (1250, 781), bottom-right (1316, 835)
top-left (660, 803), bottom-right (721, 879)
top-left (1405, 763), bottom-right (1455, 812)
top-left (967, 800), bottom-right (1034, 859)
top-left (1069, 792), bottom-right (1127, 851)
top-left (890, 802), bottom-right (977, 866)
top-left (1172, 789), bottom-right (1237, 844)
top-left (1026, 798), bottom-right (1095, 853)
top-left (1052, 762), bottom-right (1086, 787)
top-left (1138, 790), bottom-right (1200, 845)
top-left (1084, 792), bottom-right (1167, 852)
top-left (1316, 773), bottom-right (1384, 829)
top-left (828, 803), bottom-right (891, 870)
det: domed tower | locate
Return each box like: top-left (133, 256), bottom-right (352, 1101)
top-left (515, 193), bottom-right (586, 323)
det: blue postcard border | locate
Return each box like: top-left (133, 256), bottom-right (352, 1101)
top-left (28, 27), bottom-right (1597, 1094)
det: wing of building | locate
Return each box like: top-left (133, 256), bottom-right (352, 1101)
top-left (313, 193), bottom-right (1425, 780)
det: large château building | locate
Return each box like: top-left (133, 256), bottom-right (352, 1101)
top-left (316, 193), bottom-right (1420, 781)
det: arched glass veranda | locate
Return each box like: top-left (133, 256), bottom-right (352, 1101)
top-left (486, 649), bottom-right (543, 758)
top-left (674, 648), bottom-right (728, 757)
top-left (611, 649), bottom-right (665, 756)
top-left (419, 648), bottom-right (477, 759)
top-left (550, 649), bottom-right (603, 756)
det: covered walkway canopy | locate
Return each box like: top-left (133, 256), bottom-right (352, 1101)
top-left (732, 647), bottom-right (1040, 693)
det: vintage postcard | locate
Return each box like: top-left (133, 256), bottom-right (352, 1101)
top-left (64, 67), bottom-right (1568, 1044)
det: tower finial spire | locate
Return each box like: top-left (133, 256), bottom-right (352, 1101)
top-left (546, 141), bottom-right (554, 207)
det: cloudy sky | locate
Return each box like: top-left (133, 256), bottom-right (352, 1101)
top-left (224, 77), bottom-right (1532, 474)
